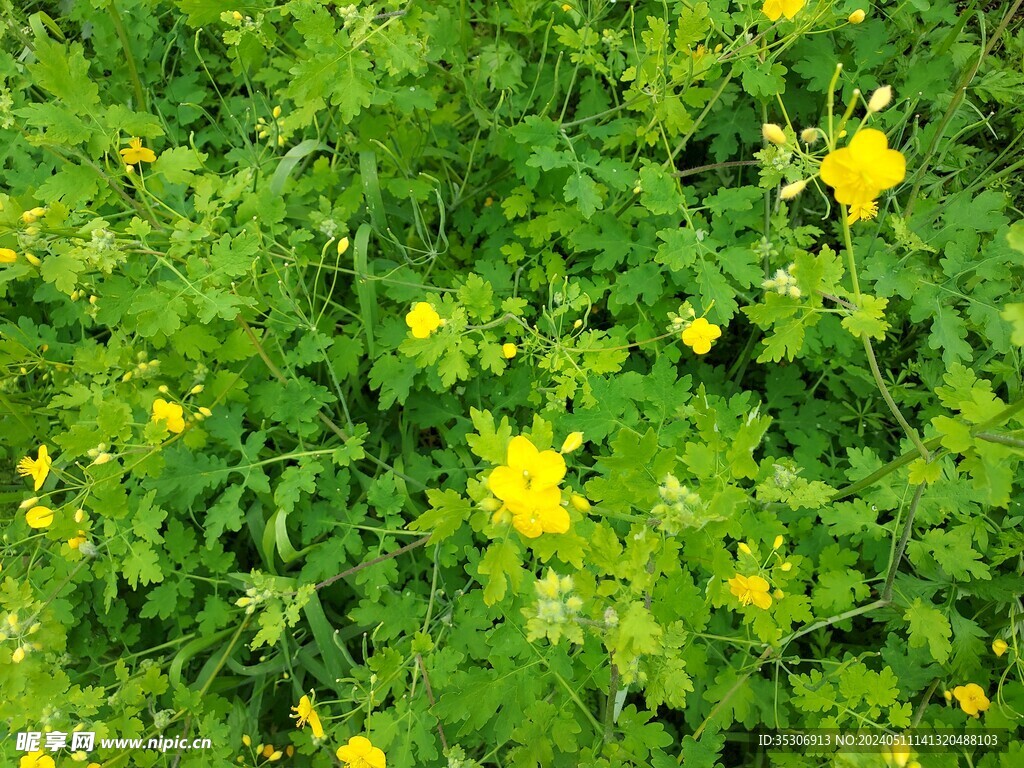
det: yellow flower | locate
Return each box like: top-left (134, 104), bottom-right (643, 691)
top-left (0, 247), bottom-right (16, 263)
top-left (26, 506), bottom-right (54, 529)
top-left (20, 751), bottom-right (55, 768)
top-left (763, 0), bottom-right (806, 21)
top-left (848, 9), bottom-right (866, 23)
top-left (152, 398), bottom-right (186, 433)
top-left (291, 694), bottom-right (325, 739)
top-left (992, 638), bottom-right (1008, 657)
top-left (488, 436), bottom-right (570, 538)
top-left (405, 302), bottom-right (441, 339)
top-left (952, 683), bottom-right (990, 717)
top-left (681, 317), bottom-right (722, 354)
top-left (728, 574), bottom-right (773, 609)
top-left (336, 736), bottom-right (386, 768)
top-left (820, 128), bottom-right (906, 207)
top-left (68, 531), bottom-right (88, 549)
top-left (502, 343), bottom-right (517, 359)
top-left (17, 445), bottom-right (52, 491)
top-left (846, 200), bottom-right (878, 224)
top-left (120, 137), bottom-right (157, 164)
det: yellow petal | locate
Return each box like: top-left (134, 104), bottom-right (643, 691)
top-left (487, 466), bottom-right (528, 502)
top-left (505, 435), bottom-right (538, 470)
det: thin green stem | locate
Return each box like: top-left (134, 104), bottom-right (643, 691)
top-left (862, 335), bottom-right (930, 459)
top-left (107, 1), bottom-right (147, 111)
top-left (883, 482), bottom-right (926, 601)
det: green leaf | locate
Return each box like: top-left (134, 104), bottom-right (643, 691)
top-left (477, 540), bottom-right (523, 605)
top-left (842, 294), bottom-right (889, 340)
top-left (29, 37), bottom-right (99, 114)
top-left (904, 598), bottom-right (952, 664)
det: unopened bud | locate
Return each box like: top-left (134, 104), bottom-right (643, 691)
top-left (337, 236), bottom-right (350, 255)
top-left (190, 384), bottom-right (205, 394)
top-left (761, 123), bottom-right (787, 145)
top-left (848, 9), bottom-right (866, 23)
top-left (560, 431), bottom-right (584, 454)
top-left (19, 497), bottom-right (39, 509)
top-left (867, 85), bottom-right (892, 114)
top-left (800, 127), bottom-right (820, 144)
top-left (780, 180), bottom-right (807, 200)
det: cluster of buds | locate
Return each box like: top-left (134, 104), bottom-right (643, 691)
top-left (21, 206), bottom-right (46, 225)
top-left (256, 106), bottom-right (286, 147)
top-left (235, 585), bottom-right (273, 615)
top-left (666, 303), bottom-right (696, 333)
top-left (122, 352), bottom-right (161, 382)
top-left (1, 612), bottom-right (42, 663)
top-left (762, 264), bottom-right (801, 298)
top-left (652, 474), bottom-right (721, 534)
top-left (525, 570), bottom-right (584, 645)
top-left (86, 443), bottom-right (114, 466)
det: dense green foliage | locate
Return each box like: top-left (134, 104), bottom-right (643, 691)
top-left (2, 1), bottom-right (1024, 767)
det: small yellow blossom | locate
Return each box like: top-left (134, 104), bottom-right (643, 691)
top-left (405, 302), bottom-right (441, 339)
top-left (20, 751), bottom-right (54, 768)
top-left (120, 137), bottom-right (157, 165)
top-left (26, 506), bottom-right (54, 529)
top-left (992, 638), bottom-right (1008, 657)
top-left (561, 3), bottom-right (571, 10)
top-left (242, 735), bottom-right (252, 746)
top-left (488, 436), bottom-right (569, 538)
top-left (337, 236), bottom-right (350, 255)
top-left (336, 736), bottom-right (386, 768)
top-left (681, 317), bottom-right (722, 354)
top-left (291, 694), bottom-right (325, 739)
top-left (152, 398), bottom-right (186, 433)
top-left (848, 9), bottom-right (866, 23)
top-left (560, 431), bottom-right (584, 454)
top-left (12, 646), bottom-right (27, 664)
top-left (952, 683), bottom-right (990, 717)
top-left (762, 0), bottom-right (806, 21)
top-left (761, 122), bottom-right (787, 145)
top-left (773, 535), bottom-right (784, 549)
top-left (68, 532), bottom-right (88, 550)
top-left (820, 128), bottom-right (905, 207)
top-left (847, 200), bottom-right (879, 225)
top-left (728, 573), bottom-right (773, 609)
top-left (0, 248), bottom-right (16, 263)
top-left (17, 445), bottom-right (52, 491)
top-left (502, 343), bottom-right (517, 359)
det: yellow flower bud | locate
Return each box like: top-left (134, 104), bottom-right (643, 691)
top-left (570, 494), bottom-right (591, 512)
top-left (780, 561), bottom-right (793, 572)
top-left (761, 123), bottom-right (787, 145)
top-left (19, 497), bottom-right (39, 509)
top-left (190, 384), bottom-right (205, 394)
top-left (198, 406), bottom-right (213, 417)
top-left (800, 127), bottom-right (820, 144)
top-left (89, 295), bottom-right (98, 305)
top-left (944, 690), bottom-right (952, 701)
top-left (867, 85), bottom-right (893, 114)
top-left (92, 453), bottom-right (112, 466)
top-left (560, 431), bottom-right (584, 454)
top-left (25, 225), bottom-right (39, 236)
top-left (773, 589), bottom-right (785, 599)
top-left (232, 11), bottom-right (243, 20)
top-left (158, 385), bottom-right (169, 394)
top-left (25, 252), bottom-right (41, 267)
top-left (12, 646), bottom-right (25, 663)
top-left (992, 638), bottom-right (1008, 657)
top-left (848, 9), bottom-right (866, 23)
top-left (0, 248), bottom-right (16, 263)
top-left (502, 343), bottom-right (517, 359)
top-left (7, 613), bottom-right (18, 628)
top-left (236, 597), bottom-right (252, 607)
top-left (75, 509), bottom-right (86, 523)
top-left (479, 497), bottom-right (502, 512)
top-left (562, 3), bottom-right (571, 9)
top-left (262, 745), bottom-right (275, 758)
top-left (273, 106), bottom-right (282, 119)
top-left (780, 180), bottom-right (807, 200)
top-left (773, 535), bottom-right (784, 549)
top-left (242, 735), bottom-right (251, 747)
top-left (738, 542), bottom-right (752, 555)
top-left (337, 236), bottom-right (350, 255)
top-left (269, 751), bottom-right (283, 762)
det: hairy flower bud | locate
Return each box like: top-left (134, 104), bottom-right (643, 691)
top-left (867, 85), bottom-right (893, 114)
top-left (780, 180), bottom-right (808, 200)
top-left (761, 123), bottom-right (787, 145)
top-left (848, 9), bottom-right (866, 23)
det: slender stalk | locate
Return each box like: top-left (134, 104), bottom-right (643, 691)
top-left (310, 535), bottom-right (430, 592)
top-left (862, 335), bottom-right (930, 460)
top-left (416, 653), bottom-right (448, 751)
top-left (107, 1), bottom-right (147, 111)
top-left (883, 483), bottom-right (926, 601)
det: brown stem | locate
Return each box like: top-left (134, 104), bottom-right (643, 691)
top-left (312, 535), bottom-right (430, 592)
top-left (416, 653), bottom-right (448, 751)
